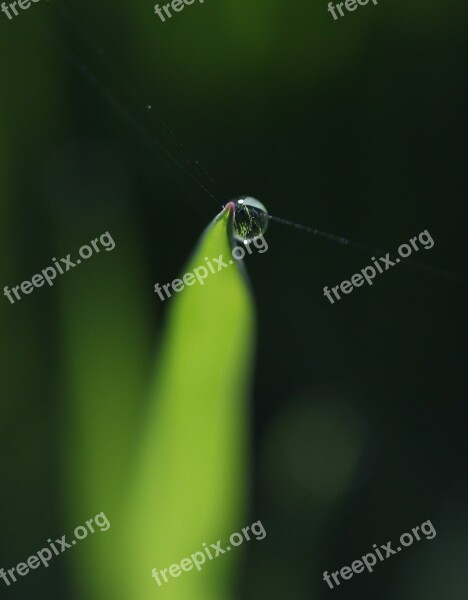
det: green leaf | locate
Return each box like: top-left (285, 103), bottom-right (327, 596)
top-left (61, 227), bottom-right (153, 599)
top-left (119, 204), bottom-right (256, 600)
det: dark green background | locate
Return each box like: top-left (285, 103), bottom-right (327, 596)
top-left (0, 0), bottom-right (467, 598)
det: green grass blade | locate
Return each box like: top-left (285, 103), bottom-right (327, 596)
top-left (61, 228), bottom-right (153, 599)
top-left (122, 204), bottom-right (255, 600)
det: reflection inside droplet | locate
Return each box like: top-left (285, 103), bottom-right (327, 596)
top-left (232, 196), bottom-right (269, 243)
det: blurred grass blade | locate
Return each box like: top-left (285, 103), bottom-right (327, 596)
top-left (61, 226), bottom-right (152, 600)
top-left (121, 204), bottom-right (255, 600)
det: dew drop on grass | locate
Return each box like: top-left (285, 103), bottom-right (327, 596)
top-left (232, 196), bottom-right (269, 243)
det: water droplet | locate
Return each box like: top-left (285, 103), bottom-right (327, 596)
top-left (147, 105), bottom-right (152, 110)
top-left (232, 196), bottom-right (269, 243)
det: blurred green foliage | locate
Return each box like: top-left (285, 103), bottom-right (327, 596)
top-left (0, 0), bottom-right (467, 599)
top-left (64, 206), bottom-right (254, 599)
